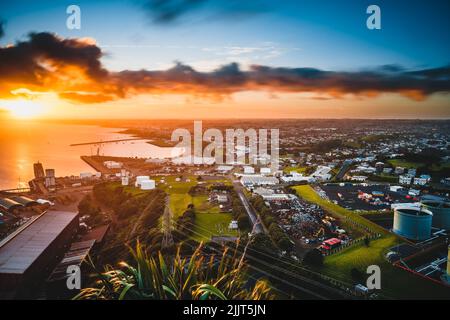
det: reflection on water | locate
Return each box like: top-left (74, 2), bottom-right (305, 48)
top-left (0, 120), bottom-right (180, 190)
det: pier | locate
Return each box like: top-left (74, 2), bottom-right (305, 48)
top-left (70, 138), bottom-right (144, 147)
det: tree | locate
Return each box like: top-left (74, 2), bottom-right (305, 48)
top-left (237, 213), bottom-right (251, 230)
top-left (350, 268), bottom-right (365, 282)
top-left (277, 237), bottom-right (293, 252)
top-left (303, 249), bottom-right (324, 267)
top-left (364, 236), bottom-right (370, 247)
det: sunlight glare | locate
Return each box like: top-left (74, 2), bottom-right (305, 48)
top-left (2, 99), bottom-right (45, 119)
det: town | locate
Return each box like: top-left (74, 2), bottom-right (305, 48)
top-left (1, 119), bottom-right (449, 299)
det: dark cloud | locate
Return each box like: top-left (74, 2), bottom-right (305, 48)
top-left (0, 32), bottom-right (449, 103)
top-left (0, 32), bottom-right (107, 99)
top-left (142, 0), bottom-right (268, 24)
top-left (143, 0), bottom-right (207, 24)
top-left (0, 19), bottom-right (5, 39)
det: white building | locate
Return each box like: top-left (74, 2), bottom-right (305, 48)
top-left (349, 175), bottom-right (368, 182)
top-left (216, 194), bottom-right (228, 203)
top-left (389, 186), bottom-right (404, 193)
top-left (229, 220), bottom-right (239, 230)
top-left (103, 161), bottom-right (123, 169)
top-left (260, 167), bottom-right (272, 175)
top-left (44, 169), bottom-right (56, 188)
top-left (311, 165), bottom-right (332, 181)
top-left (80, 172), bottom-right (93, 179)
top-left (253, 187), bottom-right (274, 197)
top-left (140, 179), bottom-right (156, 190)
top-left (399, 174), bottom-right (413, 185)
top-left (217, 165), bottom-right (233, 173)
top-left (408, 189), bottom-right (420, 197)
top-left (121, 177), bottom-right (129, 186)
top-left (281, 172), bottom-right (315, 183)
top-left (145, 158), bottom-right (168, 164)
top-left (241, 175), bottom-right (279, 187)
top-left (414, 175), bottom-right (431, 186)
top-left (262, 194), bottom-right (290, 201)
top-left (135, 176), bottom-right (150, 187)
top-left (243, 166), bottom-right (255, 174)
top-left (395, 167), bottom-right (405, 175)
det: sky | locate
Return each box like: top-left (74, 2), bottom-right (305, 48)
top-left (0, 0), bottom-right (449, 119)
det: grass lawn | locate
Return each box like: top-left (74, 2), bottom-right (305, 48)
top-left (191, 212), bottom-right (238, 242)
top-left (387, 159), bottom-right (424, 169)
top-left (283, 166), bottom-right (309, 174)
top-left (192, 195), bottom-right (221, 214)
top-left (154, 175), bottom-right (237, 241)
top-left (293, 185), bottom-right (450, 299)
top-left (190, 194), bottom-right (237, 241)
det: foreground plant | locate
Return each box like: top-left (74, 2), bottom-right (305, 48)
top-left (74, 241), bottom-right (274, 300)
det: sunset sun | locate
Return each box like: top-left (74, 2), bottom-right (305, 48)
top-left (2, 99), bottom-right (45, 119)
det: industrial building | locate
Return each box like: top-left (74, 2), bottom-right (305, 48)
top-left (240, 175), bottom-right (279, 187)
top-left (140, 179), bottom-right (156, 190)
top-left (9, 196), bottom-right (37, 207)
top-left (0, 211), bottom-right (79, 298)
top-left (135, 175), bottom-right (150, 187)
top-left (421, 199), bottom-right (450, 230)
top-left (393, 205), bottom-right (433, 241)
top-left (46, 239), bottom-right (96, 299)
top-left (33, 162), bottom-right (45, 179)
top-left (0, 198), bottom-right (23, 213)
top-left (45, 169), bottom-right (56, 188)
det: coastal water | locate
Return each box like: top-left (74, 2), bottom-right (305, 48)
top-left (0, 120), bottom-right (178, 190)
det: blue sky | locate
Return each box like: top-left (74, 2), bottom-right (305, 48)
top-left (1, 0), bottom-right (448, 72)
top-left (0, 0), bottom-right (448, 119)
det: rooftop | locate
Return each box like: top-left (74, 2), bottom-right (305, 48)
top-left (0, 211), bottom-right (78, 275)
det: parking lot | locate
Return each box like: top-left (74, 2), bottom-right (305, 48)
top-left (321, 183), bottom-right (411, 211)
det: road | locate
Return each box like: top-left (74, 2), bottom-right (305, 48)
top-left (232, 181), bottom-right (264, 234)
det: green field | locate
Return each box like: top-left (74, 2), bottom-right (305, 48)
top-left (283, 166), bottom-right (309, 174)
top-left (154, 175), bottom-right (237, 241)
top-left (190, 192), bottom-right (237, 241)
top-left (292, 185), bottom-right (450, 299)
top-left (387, 159), bottom-right (424, 169)
top-left (190, 212), bottom-right (238, 242)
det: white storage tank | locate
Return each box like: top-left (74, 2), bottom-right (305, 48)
top-left (140, 179), bottom-right (156, 190)
top-left (393, 205), bottom-right (432, 241)
top-left (135, 176), bottom-right (150, 187)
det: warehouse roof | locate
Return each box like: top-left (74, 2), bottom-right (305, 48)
top-left (0, 211), bottom-right (78, 275)
top-left (0, 198), bottom-right (23, 212)
top-left (47, 240), bottom-right (95, 282)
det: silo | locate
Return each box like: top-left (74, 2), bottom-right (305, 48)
top-left (421, 200), bottom-right (450, 230)
top-left (140, 179), bottom-right (156, 190)
top-left (447, 245), bottom-right (450, 279)
top-left (135, 176), bottom-right (150, 187)
top-left (393, 206), bottom-right (432, 240)
top-left (443, 245), bottom-right (450, 285)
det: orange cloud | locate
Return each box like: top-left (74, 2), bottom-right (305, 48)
top-left (1, 32), bottom-right (449, 104)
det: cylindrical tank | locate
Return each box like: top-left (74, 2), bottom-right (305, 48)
top-left (140, 179), bottom-right (156, 190)
top-left (421, 200), bottom-right (450, 230)
top-left (393, 206), bottom-right (432, 240)
top-left (135, 176), bottom-right (150, 187)
top-left (447, 245), bottom-right (450, 278)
